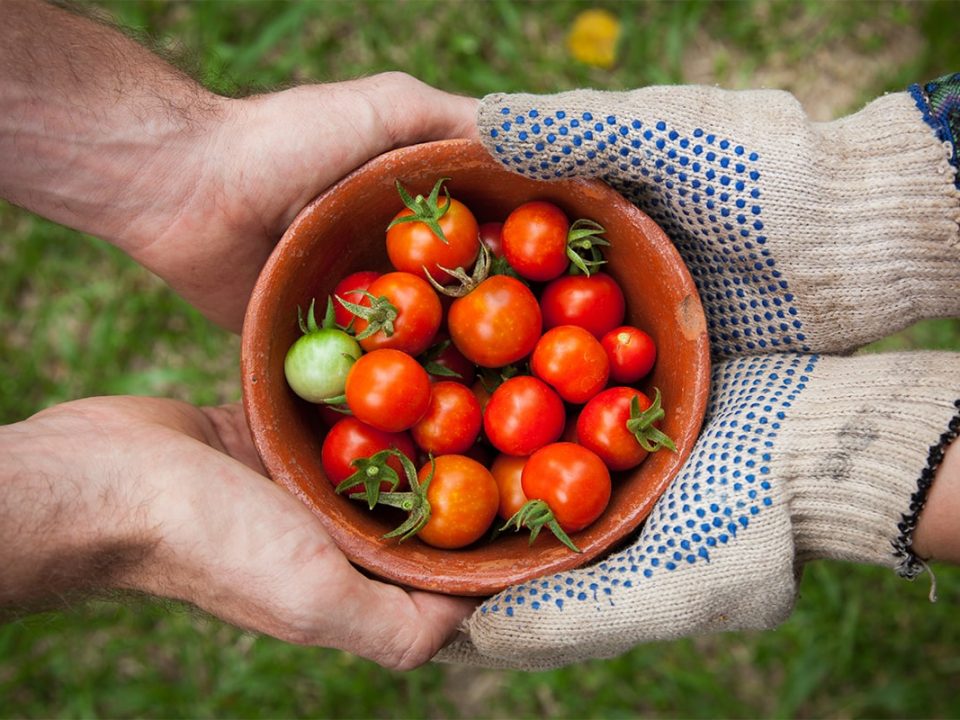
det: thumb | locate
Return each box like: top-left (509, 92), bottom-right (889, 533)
top-left (342, 71), bottom-right (480, 151)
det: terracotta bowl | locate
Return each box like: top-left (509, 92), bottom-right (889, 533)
top-left (241, 138), bottom-right (710, 597)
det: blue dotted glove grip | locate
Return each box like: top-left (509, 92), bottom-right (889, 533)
top-left (488, 104), bottom-right (808, 360)
top-left (480, 354), bottom-right (817, 620)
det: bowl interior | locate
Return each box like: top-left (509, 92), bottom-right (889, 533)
top-left (241, 139), bottom-right (710, 596)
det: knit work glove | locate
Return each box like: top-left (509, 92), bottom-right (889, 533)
top-left (478, 78), bottom-right (960, 359)
top-left (441, 351), bottom-right (960, 669)
top-left (437, 76), bottom-right (960, 670)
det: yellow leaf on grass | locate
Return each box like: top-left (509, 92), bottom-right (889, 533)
top-left (567, 9), bottom-right (622, 69)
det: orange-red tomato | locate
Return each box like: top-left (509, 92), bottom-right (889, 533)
top-left (448, 275), bottom-right (542, 368)
top-left (601, 325), bottom-right (657, 383)
top-left (331, 270), bottom-right (379, 329)
top-left (540, 272), bottom-right (625, 338)
top-left (576, 386), bottom-right (659, 471)
top-left (531, 324), bottom-right (610, 404)
top-left (501, 200), bottom-right (570, 282)
top-left (411, 381), bottom-right (483, 455)
top-left (345, 349), bottom-right (431, 432)
top-left (483, 376), bottom-right (565, 456)
top-left (320, 416), bottom-right (415, 493)
top-left (349, 272), bottom-right (442, 356)
top-left (416, 455), bottom-right (499, 549)
top-left (387, 197), bottom-right (479, 284)
top-left (521, 442), bottom-right (611, 533)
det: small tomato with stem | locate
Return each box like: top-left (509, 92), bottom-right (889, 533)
top-left (337, 271), bottom-right (442, 357)
top-left (283, 298), bottom-right (362, 403)
top-left (322, 418), bottom-right (415, 506)
top-left (501, 442), bottom-right (611, 552)
top-left (331, 270), bottom-right (380, 329)
top-left (359, 452), bottom-right (499, 550)
top-left (576, 386), bottom-right (676, 471)
top-left (386, 177), bottom-right (479, 284)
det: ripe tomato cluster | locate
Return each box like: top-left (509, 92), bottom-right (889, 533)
top-left (284, 178), bottom-right (674, 552)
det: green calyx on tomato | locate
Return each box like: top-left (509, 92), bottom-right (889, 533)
top-left (566, 218), bottom-right (609, 276)
top-left (299, 295), bottom-right (335, 334)
top-left (335, 290), bottom-right (398, 342)
top-left (418, 338), bottom-right (464, 380)
top-left (347, 450), bottom-right (434, 542)
top-left (387, 177), bottom-right (454, 244)
top-left (626, 388), bottom-right (677, 453)
top-left (500, 499), bottom-right (581, 553)
top-left (334, 448), bottom-right (405, 509)
top-left (284, 297), bottom-right (363, 404)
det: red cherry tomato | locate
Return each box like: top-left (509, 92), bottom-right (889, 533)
top-left (530, 324), bottom-right (610, 404)
top-left (501, 200), bottom-right (570, 281)
top-left (411, 381), bottom-right (483, 455)
top-left (386, 195), bottom-right (479, 284)
top-left (601, 325), bottom-right (657, 383)
top-left (321, 416), bottom-right (415, 493)
top-left (447, 275), bottom-right (542, 368)
top-left (331, 270), bottom-right (379, 329)
top-left (540, 272), bottom-right (626, 338)
top-left (478, 221), bottom-right (505, 257)
top-left (416, 455), bottom-right (499, 549)
top-left (345, 349), bottom-right (431, 432)
top-left (576, 386), bottom-right (662, 471)
top-left (521, 442), bottom-right (611, 533)
top-left (348, 271), bottom-right (442, 356)
top-left (483, 375), bottom-right (565, 456)
top-left (490, 453), bottom-right (529, 521)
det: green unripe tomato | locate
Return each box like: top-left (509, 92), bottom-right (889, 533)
top-left (284, 327), bottom-right (362, 403)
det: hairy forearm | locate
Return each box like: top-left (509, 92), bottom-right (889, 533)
top-left (0, 411), bottom-right (154, 611)
top-left (0, 0), bottom-right (225, 251)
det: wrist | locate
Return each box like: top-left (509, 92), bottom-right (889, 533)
top-left (784, 353), bottom-right (960, 572)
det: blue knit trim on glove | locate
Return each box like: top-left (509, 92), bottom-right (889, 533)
top-left (488, 105), bottom-right (809, 359)
top-left (480, 354), bottom-right (818, 618)
top-left (910, 72), bottom-right (960, 189)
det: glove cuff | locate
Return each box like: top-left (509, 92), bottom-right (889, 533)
top-left (785, 353), bottom-right (960, 574)
top-left (911, 72), bottom-right (960, 189)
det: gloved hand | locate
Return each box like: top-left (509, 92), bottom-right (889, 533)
top-left (479, 78), bottom-right (960, 359)
top-left (438, 76), bottom-right (960, 670)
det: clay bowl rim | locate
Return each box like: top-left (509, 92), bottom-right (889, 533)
top-left (241, 138), bottom-right (711, 597)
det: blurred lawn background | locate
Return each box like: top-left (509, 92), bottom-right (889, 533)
top-left (2, 1), bottom-right (960, 717)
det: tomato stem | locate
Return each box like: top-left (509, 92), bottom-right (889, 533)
top-left (418, 339), bottom-right (463, 379)
top-left (341, 450), bottom-right (435, 543)
top-left (335, 291), bottom-right (398, 341)
top-left (423, 243), bottom-right (492, 298)
top-left (387, 177), bottom-right (452, 244)
top-left (334, 448), bottom-right (403, 509)
top-left (501, 499), bottom-right (581, 553)
top-left (625, 387), bottom-right (677, 453)
top-left (566, 218), bottom-right (609, 276)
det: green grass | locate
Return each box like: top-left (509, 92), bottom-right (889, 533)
top-left (2, 1), bottom-right (959, 717)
